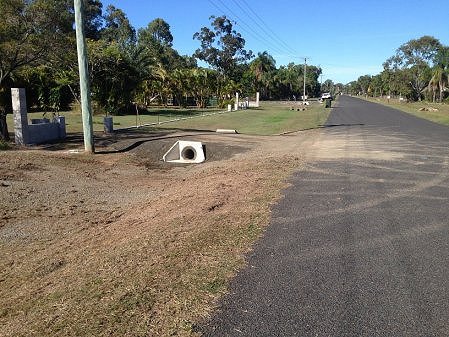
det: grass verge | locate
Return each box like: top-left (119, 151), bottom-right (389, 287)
top-left (5, 102), bottom-right (328, 135)
top-left (153, 101), bottom-right (329, 135)
top-left (1, 101), bottom-right (326, 336)
top-left (0, 139), bottom-right (313, 336)
top-left (363, 96), bottom-right (449, 126)
top-left (6, 107), bottom-right (222, 134)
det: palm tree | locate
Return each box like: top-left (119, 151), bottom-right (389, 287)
top-left (149, 64), bottom-right (171, 106)
top-left (190, 68), bottom-right (217, 108)
top-left (249, 51), bottom-right (276, 98)
top-left (427, 67), bottom-right (448, 102)
top-left (170, 68), bottom-right (187, 107)
top-left (435, 47), bottom-right (449, 102)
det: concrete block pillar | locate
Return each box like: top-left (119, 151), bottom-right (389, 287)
top-left (227, 104), bottom-right (232, 112)
top-left (256, 92), bottom-right (260, 107)
top-left (234, 92), bottom-right (239, 111)
top-left (12, 88), bottom-right (29, 145)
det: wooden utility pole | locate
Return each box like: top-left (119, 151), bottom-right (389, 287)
top-left (303, 58), bottom-right (307, 104)
top-left (74, 0), bottom-right (95, 153)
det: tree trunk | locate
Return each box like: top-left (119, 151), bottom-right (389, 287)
top-left (0, 111), bottom-right (10, 142)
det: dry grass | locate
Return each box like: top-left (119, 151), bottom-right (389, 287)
top-left (0, 132), bottom-right (314, 336)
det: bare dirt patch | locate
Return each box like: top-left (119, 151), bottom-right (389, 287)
top-left (0, 130), bottom-right (318, 336)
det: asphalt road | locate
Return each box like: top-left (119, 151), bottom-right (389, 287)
top-left (200, 95), bottom-right (449, 336)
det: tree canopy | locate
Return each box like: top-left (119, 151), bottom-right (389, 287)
top-left (345, 36), bottom-right (449, 103)
top-left (0, 1), bottom-right (326, 141)
top-left (193, 15), bottom-right (253, 78)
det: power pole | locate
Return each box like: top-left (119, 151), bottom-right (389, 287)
top-left (74, 0), bottom-right (95, 153)
top-left (303, 58), bottom-right (307, 104)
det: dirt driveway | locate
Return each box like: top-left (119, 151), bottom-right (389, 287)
top-left (0, 129), bottom-right (318, 336)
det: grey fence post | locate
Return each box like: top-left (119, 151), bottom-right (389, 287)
top-left (104, 116), bottom-right (113, 133)
top-left (58, 116), bottom-right (66, 138)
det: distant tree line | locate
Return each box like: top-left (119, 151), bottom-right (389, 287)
top-left (0, 0), bottom-right (324, 141)
top-left (343, 36), bottom-right (449, 102)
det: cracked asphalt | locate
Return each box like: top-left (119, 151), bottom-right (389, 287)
top-left (200, 95), bottom-right (449, 336)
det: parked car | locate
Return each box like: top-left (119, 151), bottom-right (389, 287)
top-left (321, 92), bottom-right (332, 100)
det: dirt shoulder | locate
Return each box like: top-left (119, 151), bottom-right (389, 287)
top-left (0, 129), bottom-right (319, 336)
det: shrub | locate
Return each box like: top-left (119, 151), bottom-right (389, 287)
top-left (0, 140), bottom-right (10, 150)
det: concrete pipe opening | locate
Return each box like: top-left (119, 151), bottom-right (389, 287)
top-left (163, 140), bottom-right (205, 163)
top-left (181, 146), bottom-right (196, 160)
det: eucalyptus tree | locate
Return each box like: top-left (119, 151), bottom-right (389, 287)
top-left (193, 15), bottom-right (253, 81)
top-left (144, 18), bottom-right (173, 47)
top-left (369, 75), bottom-right (384, 97)
top-left (345, 81), bottom-right (360, 95)
top-left (101, 5), bottom-right (136, 48)
top-left (138, 18), bottom-right (196, 75)
top-left (193, 15), bottom-right (253, 105)
top-left (81, 0), bottom-right (104, 40)
top-left (386, 36), bottom-right (442, 100)
top-left (357, 75), bottom-right (372, 96)
top-left (138, 18), bottom-right (172, 67)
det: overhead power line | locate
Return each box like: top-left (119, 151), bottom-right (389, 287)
top-left (206, 0), bottom-right (294, 57)
top-left (205, 0), bottom-right (281, 54)
top-left (214, 0), bottom-right (287, 55)
top-left (234, 0), bottom-right (298, 56)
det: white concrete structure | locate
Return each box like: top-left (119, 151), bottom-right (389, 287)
top-left (234, 92), bottom-right (239, 111)
top-left (248, 92), bottom-right (260, 108)
top-left (12, 88), bottom-right (66, 145)
top-left (163, 140), bottom-right (205, 164)
top-left (216, 129), bottom-right (238, 134)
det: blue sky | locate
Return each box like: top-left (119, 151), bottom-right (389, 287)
top-left (105, 0), bottom-right (449, 84)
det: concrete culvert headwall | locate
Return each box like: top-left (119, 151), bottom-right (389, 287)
top-left (163, 140), bottom-right (205, 164)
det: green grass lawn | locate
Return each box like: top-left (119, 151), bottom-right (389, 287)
top-left (5, 102), bottom-right (329, 136)
top-left (151, 101), bottom-right (329, 135)
top-left (5, 107), bottom-right (222, 134)
top-left (363, 96), bottom-right (449, 126)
